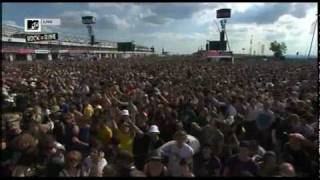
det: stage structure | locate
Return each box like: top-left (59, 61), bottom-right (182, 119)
top-left (203, 8), bottom-right (234, 63)
top-left (82, 16), bottom-right (96, 45)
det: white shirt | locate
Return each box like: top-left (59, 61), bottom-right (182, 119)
top-left (82, 156), bottom-right (107, 177)
top-left (158, 141), bottom-right (194, 177)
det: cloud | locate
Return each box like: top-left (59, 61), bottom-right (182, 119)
top-left (88, 3), bottom-right (119, 9)
top-left (88, 3), bottom-right (148, 29)
top-left (265, 31), bottom-right (287, 41)
top-left (57, 9), bottom-right (132, 32)
top-left (290, 3), bottom-right (315, 18)
top-left (192, 3), bottom-right (265, 26)
top-left (231, 3), bottom-right (315, 24)
top-left (59, 10), bottom-right (98, 29)
top-left (148, 3), bottom-right (204, 19)
top-left (98, 14), bottom-right (131, 30)
top-left (2, 3), bottom-right (317, 55)
top-left (95, 3), bottom-right (214, 21)
top-left (142, 15), bottom-right (171, 25)
top-left (2, 20), bottom-right (20, 27)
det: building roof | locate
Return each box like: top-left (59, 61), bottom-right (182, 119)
top-left (2, 24), bottom-right (117, 48)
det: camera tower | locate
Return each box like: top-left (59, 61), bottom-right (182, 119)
top-left (82, 16), bottom-right (96, 45)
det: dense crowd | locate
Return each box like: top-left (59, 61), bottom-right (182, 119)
top-left (1, 57), bottom-right (318, 177)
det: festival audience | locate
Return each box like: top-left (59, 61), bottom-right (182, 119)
top-left (1, 58), bottom-right (317, 177)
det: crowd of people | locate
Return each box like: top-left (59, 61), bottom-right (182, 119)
top-left (1, 57), bottom-right (318, 177)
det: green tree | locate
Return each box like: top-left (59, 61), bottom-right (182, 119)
top-left (269, 41), bottom-right (287, 58)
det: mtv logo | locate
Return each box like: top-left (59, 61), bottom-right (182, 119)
top-left (25, 19), bottom-right (41, 32)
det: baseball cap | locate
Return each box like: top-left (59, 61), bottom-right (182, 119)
top-left (148, 125), bottom-right (160, 134)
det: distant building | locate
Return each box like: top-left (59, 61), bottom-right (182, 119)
top-left (162, 48), bottom-right (169, 55)
top-left (261, 44), bottom-right (265, 55)
top-left (2, 24), bottom-right (153, 61)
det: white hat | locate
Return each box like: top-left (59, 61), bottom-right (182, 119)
top-left (45, 109), bottom-right (51, 116)
top-left (120, 109), bottom-right (130, 116)
top-left (148, 125), bottom-right (160, 134)
top-left (54, 142), bottom-right (65, 151)
top-left (96, 105), bottom-right (103, 110)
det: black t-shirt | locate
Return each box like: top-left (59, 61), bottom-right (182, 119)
top-left (46, 156), bottom-right (64, 177)
top-left (225, 155), bottom-right (259, 176)
top-left (194, 154), bottom-right (221, 176)
top-left (273, 119), bottom-right (292, 144)
top-left (133, 134), bottom-right (150, 157)
top-left (281, 143), bottom-right (312, 174)
top-left (133, 132), bottom-right (164, 170)
top-left (133, 134), bottom-right (164, 157)
top-left (0, 146), bottom-right (14, 177)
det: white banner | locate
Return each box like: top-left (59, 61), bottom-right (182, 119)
top-left (35, 49), bottom-right (49, 54)
top-left (58, 50), bottom-right (69, 53)
top-left (41, 19), bottom-right (61, 26)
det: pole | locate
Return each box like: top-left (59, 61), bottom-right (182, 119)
top-left (215, 20), bottom-right (221, 33)
top-left (307, 18), bottom-right (317, 59)
top-left (225, 25), bottom-right (231, 51)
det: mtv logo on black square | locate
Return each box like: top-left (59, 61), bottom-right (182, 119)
top-left (27, 20), bottom-right (39, 30)
top-left (25, 19), bottom-right (41, 32)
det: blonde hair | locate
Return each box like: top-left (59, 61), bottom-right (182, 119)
top-left (66, 150), bottom-right (82, 166)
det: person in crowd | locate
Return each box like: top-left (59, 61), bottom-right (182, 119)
top-left (254, 102), bottom-right (275, 149)
top-left (45, 142), bottom-right (66, 177)
top-left (2, 57), bottom-right (317, 177)
top-left (180, 159), bottom-right (195, 177)
top-left (258, 151), bottom-right (278, 177)
top-left (82, 146), bottom-right (107, 177)
top-left (65, 123), bottom-right (90, 153)
top-left (59, 150), bottom-right (84, 177)
top-left (248, 140), bottom-right (266, 162)
top-left (279, 133), bottom-right (314, 176)
top-left (191, 117), bottom-right (224, 156)
top-left (133, 124), bottom-right (164, 170)
top-left (143, 150), bottom-right (168, 177)
top-left (277, 162), bottom-right (296, 177)
top-left (10, 133), bottom-right (40, 177)
top-left (193, 144), bottom-right (222, 176)
top-left (158, 130), bottom-right (194, 176)
top-left (111, 110), bottom-right (136, 155)
top-left (37, 135), bottom-right (65, 176)
top-left (113, 149), bottom-right (145, 177)
top-left (223, 141), bottom-right (259, 176)
top-left (102, 165), bottom-right (117, 177)
top-left (92, 119), bottom-right (113, 150)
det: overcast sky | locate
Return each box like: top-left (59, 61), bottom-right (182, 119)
top-left (2, 3), bottom-right (318, 55)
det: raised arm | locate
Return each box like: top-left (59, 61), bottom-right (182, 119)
top-left (157, 94), bottom-right (170, 104)
top-left (212, 97), bottom-right (226, 107)
top-left (127, 117), bottom-right (144, 137)
top-left (110, 94), bottom-right (129, 106)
